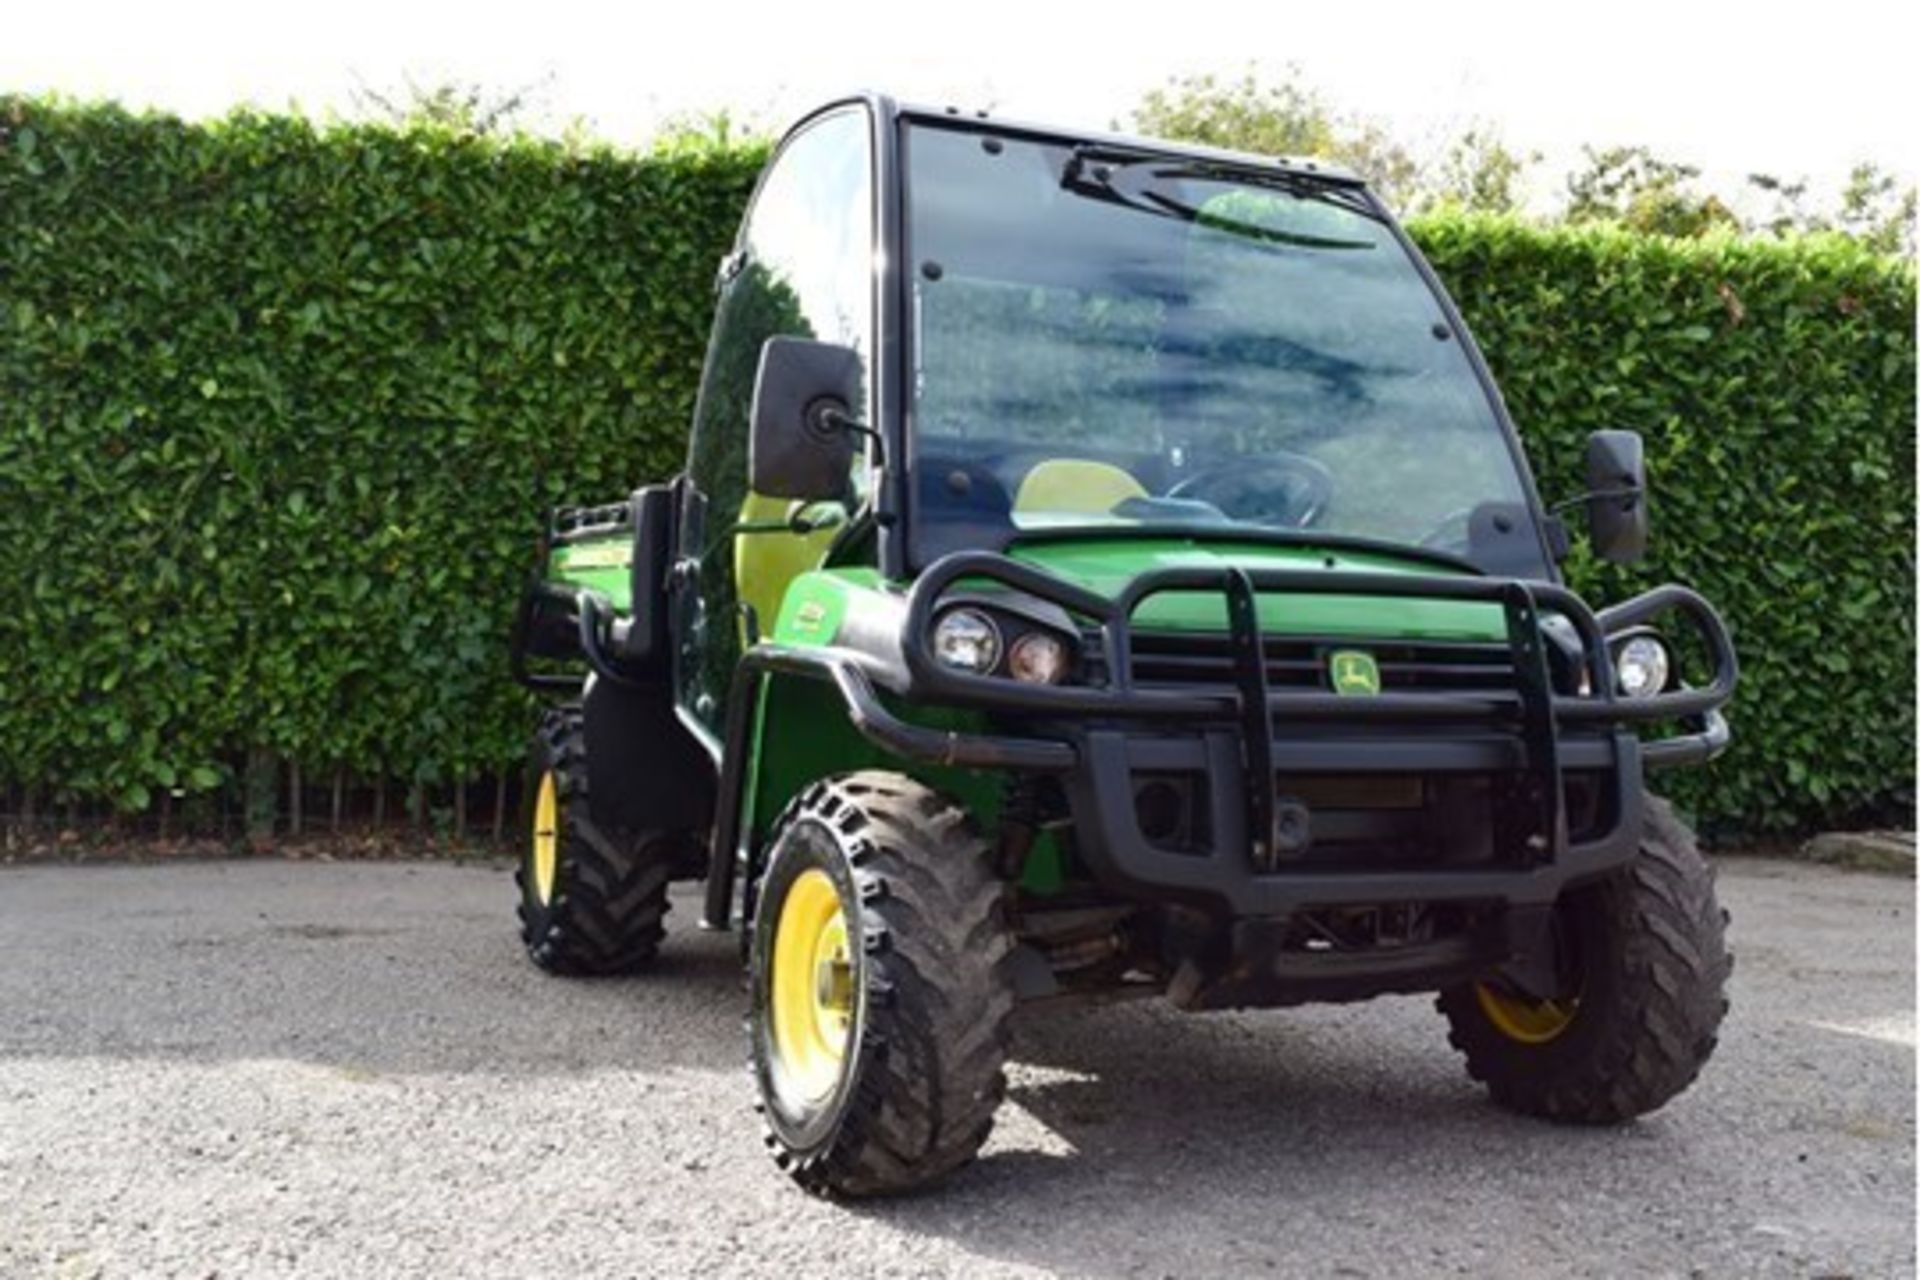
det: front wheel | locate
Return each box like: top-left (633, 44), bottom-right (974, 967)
top-left (749, 772), bottom-right (1015, 1197)
top-left (1438, 797), bottom-right (1731, 1123)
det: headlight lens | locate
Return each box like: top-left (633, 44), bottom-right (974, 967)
top-left (1008, 630), bottom-right (1069, 684)
top-left (932, 608), bottom-right (1002, 674)
top-left (1614, 634), bottom-right (1671, 698)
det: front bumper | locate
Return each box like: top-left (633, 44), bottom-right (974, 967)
top-left (704, 553), bottom-right (1738, 927)
top-left (1062, 722), bottom-right (1646, 917)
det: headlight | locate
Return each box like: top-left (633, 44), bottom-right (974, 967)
top-left (932, 608), bottom-right (1002, 674)
top-left (1614, 634), bottom-right (1671, 698)
top-left (1008, 630), bottom-right (1069, 684)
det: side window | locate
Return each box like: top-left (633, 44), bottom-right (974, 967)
top-left (678, 107), bottom-right (874, 735)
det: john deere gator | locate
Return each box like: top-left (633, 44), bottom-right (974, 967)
top-left (508, 95), bottom-right (1739, 1197)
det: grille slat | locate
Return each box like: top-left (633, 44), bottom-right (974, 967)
top-left (1122, 629), bottom-right (1517, 696)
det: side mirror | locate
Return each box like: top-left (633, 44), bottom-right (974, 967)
top-left (1586, 429), bottom-right (1649, 564)
top-left (749, 337), bottom-right (861, 501)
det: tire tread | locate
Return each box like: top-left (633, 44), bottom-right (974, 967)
top-left (516, 708), bottom-right (679, 976)
top-left (1438, 797), bottom-right (1731, 1124)
top-left (758, 771), bottom-right (1015, 1197)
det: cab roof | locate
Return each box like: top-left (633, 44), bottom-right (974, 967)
top-left (887, 95), bottom-right (1367, 188)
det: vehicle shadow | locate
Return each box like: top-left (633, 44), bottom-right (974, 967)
top-left (846, 998), bottom-right (1527, 1274)
top-left (838, 997), bottom-right (1895, 1278)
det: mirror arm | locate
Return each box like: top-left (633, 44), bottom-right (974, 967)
top-left (785, 499), bottom-right (851, 535)
top-left (1550, 485), bottom-right (1642, 515)
top-left (1542, 514), bottom-right (1572, 561)
top-left (819, 407), bottom-right (885, 466)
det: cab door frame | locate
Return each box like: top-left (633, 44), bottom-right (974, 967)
top-left (669, 96), bottom-right (897, 761)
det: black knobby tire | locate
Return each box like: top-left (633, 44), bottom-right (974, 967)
top-left (1438, 797), bottom-right (1732, 1123)
top-left (516, 707), bottom-right (677, 975)
top-left (749, 771), bottom-right (1015, 1198)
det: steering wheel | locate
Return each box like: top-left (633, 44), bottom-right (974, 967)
top-left (1167, 452), bottom-right (1334, 528)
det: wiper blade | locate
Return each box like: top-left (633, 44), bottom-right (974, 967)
top-left (1061, 143), bottom-right (1387, 231)
top-left (1063, 141), bottom-right (1361, 190)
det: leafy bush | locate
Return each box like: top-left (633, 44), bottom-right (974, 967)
top-left (0, 98), bottom-right (762, 813)
top-left (0, 98), bottom-right (1910, 833)
top-left (1413, 214), bottom-right (1915, 830)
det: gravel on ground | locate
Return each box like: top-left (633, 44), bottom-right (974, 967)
top-left (0, 856), bottom-right (1911, 1278)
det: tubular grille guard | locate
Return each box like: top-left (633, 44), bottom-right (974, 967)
top-left (900, 551), bottom-right (1736, 726)
top-left (897, 550), bottom-right (1738, 865)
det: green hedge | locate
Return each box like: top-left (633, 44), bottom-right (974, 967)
top-left (1414, 215), bottom-right (1915, 831)
top-left (0, 99), bottom-right (763, 814)
top-left (0, 98), bottom-right (1912, 833)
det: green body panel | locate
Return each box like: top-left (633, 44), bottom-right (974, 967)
top-left (549, 535), bottom-right (633, 610)
top-left (754, 567), bottom-right (900, 847)
top-left (747, 666), bottom-right (1069, 892)
top-left (772, 566), bottom-right (888, 644)
top-left (1009, 537), bottom-right (1507, 641)
top-left (755, 566), bottom-right (1066, 894)
top-left (769, 541), bottom-right (1506, 646)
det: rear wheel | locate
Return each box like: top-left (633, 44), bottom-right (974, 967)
top-left (1438, 797), bottom-right (1731, 1122)
top-left (515, 708), bottom-right (680, 975)
top-left (749, 772), bottom-right (1015, 1197)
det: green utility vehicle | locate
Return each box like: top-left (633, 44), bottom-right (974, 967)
top-left (508, 96), bottom-right (1739, 1197)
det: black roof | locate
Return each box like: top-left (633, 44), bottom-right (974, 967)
top-left (889, 95), bottom-right (1367, 187)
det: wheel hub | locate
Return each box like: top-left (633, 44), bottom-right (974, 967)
top-left (531, 771), bottom-right (559, 905)
top-left (1474, 982), bottom-right (1578, 1044)
top-left (770, 867), bottom-right (855, 1104)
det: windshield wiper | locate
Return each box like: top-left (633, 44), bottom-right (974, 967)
top-left (1061, 144), bottom-right (1388, 236)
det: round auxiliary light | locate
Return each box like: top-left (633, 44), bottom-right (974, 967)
top-left (932, 608), bottom-right (1002, 674)
top-left (1008, 631), bottom-right (1069, 684)
top-left (1614, 634), bottom-right (1671, 699)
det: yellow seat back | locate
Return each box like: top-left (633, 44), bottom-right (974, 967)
top-left (733, 492), bottom-right (837, 640)
top-left (1012, 459), bottom-right (1147, 518)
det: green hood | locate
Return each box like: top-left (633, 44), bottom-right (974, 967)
top-left (1007, 536), bottom-right (1506, 642)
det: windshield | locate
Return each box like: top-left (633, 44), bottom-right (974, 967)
top-left (902, 122), bottom-right (1550, 577)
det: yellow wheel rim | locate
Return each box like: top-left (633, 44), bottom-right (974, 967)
top-left (768, 867), bottom-right (855, 1105)
top-left (531, 771), bottom-right (559, 906)
top-left (1475, 982), bottom-right (1578, 1045)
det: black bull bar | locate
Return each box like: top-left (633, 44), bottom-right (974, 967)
top-left (702, 552), bottom-right (1737, 929)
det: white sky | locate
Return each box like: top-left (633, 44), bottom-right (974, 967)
top-left (5, 0), bottom-right (1915, 215)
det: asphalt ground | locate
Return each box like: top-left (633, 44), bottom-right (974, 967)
top-left (1, 857), bottom-right (1912, 1278)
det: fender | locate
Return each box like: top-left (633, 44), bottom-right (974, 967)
top-left (699, 644), bottom-right (1076, 931)
top-left (582, 676), bottom-right (716, 842)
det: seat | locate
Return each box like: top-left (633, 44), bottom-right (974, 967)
top-left (1012, 459), bottom-right (1148, 518)
top-left (733, 491), bottom-right (837, 640)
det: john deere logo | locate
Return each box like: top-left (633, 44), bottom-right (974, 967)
top-left (1329, 650), bottom-right (1381, 696)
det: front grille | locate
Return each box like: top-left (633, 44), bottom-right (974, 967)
top-left (1118, 630), bottom-right (1517, 696)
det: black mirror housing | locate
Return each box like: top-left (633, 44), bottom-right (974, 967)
top-left (1586, 429), bottom-right (1649, 564)
top-left (749, 337), bottom-right (861, 501)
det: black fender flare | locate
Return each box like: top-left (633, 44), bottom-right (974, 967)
top-left (581, 676), bottom-right (716, 840)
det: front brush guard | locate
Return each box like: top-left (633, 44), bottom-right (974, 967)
top-left (701, 551), bottom-right (1737, 930)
